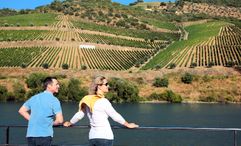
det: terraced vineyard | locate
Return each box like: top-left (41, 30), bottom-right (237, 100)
top-left (165, 26), bottom-right (241, 68)
top-left (0, 14), bottom-right (163, 70)
top-left (0, 46), bottom-right (154, 70)
top-left (0, 47), bottom-right (47, 67)
top-left (36, 16), bottom-right (168, 49)
top-left (143, 23), bottom-right (241, 69)
top-left (0, 30), bottom-right (48, 41)
top-left (0, 12), bottom-right (240, 71)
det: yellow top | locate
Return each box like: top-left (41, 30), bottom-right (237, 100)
top-left (78, 94), bottom-right (103, 113)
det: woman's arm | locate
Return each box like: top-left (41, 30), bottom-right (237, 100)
top-left (104, 99), bottom-right (139, 128)
top-left (63, 110), bottom-right (85, 127)
top-left (123, 121), bottom-right (139, 128)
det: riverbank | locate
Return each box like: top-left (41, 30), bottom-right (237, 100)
top-left (140, 100), bottom-right (241, 104)
top-left (0, 67), bottom-right (240, 103)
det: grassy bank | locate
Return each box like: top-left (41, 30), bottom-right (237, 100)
top-left (0, 67), bottom-right (240, 103)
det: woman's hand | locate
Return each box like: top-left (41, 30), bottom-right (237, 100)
top-left (63, 121), bottom-right (72, 127)
top-left (124, 122), bottom-right (139, 128)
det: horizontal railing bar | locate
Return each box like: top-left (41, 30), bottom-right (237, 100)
top-left (1, 125), bottom-right (241, 132)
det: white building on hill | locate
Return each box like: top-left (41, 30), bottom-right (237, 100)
top-left (79, 44), bottom-right (95, 49)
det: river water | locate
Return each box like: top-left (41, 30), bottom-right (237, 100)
top-left (0, 102), bottom-right (241, 146)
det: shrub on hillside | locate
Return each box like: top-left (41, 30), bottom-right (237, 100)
top-left (149, 90), bottom-right (182, 103)
top-left (26, 73), bottom-right (48, 89)
top-left (42, 63), bottom-right (49, 69)
top-left (199, 96), bottom-right (216, 102)
top-left (116, 20), bottom-right (126, 27)
top-left (226, 60), bottom-right (235, 67)
top-left (155, 64), bottom-right (161, 70)
top-left (0, 85), bottom-right (8, 102)
top-left (21, 63), bottom-right (27, 68)
top-left (67, 78), bottom-right (88, 101)
top-left (153, 77), bottom-right (169, 87)
top-left (4, 23), bottom-right (9, 27)
top-left (13, 82), bottom-right (26, 101)
top-left (135, 62), bottom-right (141, 68)
top-left (207, 62), bottom-right (215, 68)
top-left (163, 90), bottom-right (182, 103)
top-left (81, 65), bottom-right (87, 70)
top-left (181, 73), bottom-right (193, 84)
top-left (135, 77), bottom-right (145, 85)
top-left (30, 23), bottom-right (34, 27)
top-left (57, 82), bottom-right (68, 101)
top-left (168, 63), bottom-right (176, 69)
top-left (106, 77), bottom-right (139, 103)
top-left (6, 92), bottom-right (15, 101)
top-left (190, 62), bottom-right (197, 68)
top-left (149, 92), bottom-right (166, 101)
top-left (62, 63), bottom-right (69, 70)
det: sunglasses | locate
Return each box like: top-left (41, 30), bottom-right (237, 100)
top-left (100, 83), bottom-right (108, 86)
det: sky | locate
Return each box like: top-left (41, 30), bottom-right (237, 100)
top-left (0, 0), bottom-right (175, 10)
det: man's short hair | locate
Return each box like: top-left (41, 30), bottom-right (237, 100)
top-left (43, 77), bottom-right (57, 89)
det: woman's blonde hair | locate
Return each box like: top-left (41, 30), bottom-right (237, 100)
top-left (89, 76), bottom-right (106, 95)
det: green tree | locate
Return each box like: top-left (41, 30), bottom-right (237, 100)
top-left (67, 78), bottom-right (88, 101)
top-left (107, 78), bottom-right (139, 103)
top-left (57, 82), bottom-right (69, 101)
top-left (25, 73), bottom-right (48, 89)
top-left (13, 82), bottom-right (26, 101)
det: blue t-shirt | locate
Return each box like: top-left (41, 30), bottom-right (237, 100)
top-left (23, 91), bottom-right (62, 137)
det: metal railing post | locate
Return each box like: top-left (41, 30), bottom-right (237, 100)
top-left (234, 130), bottom-right (237, 146)
top-left (5, 126), bottom-right (9, 144)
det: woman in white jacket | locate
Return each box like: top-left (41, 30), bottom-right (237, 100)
top-left (64, 76), bottom-right (138, 146)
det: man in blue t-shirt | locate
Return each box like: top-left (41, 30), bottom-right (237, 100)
top-left (19, 77), bottom-right (63, 146)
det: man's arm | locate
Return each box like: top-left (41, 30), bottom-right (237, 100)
top-left (18, 106), bottom-right (30, 121)
top-left (53, 112), bottom-right (64, 125)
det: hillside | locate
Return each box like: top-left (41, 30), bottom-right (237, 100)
top-left (0, 0), bottom-right (240, 71)
top-left (134, 1), bottom-right (241, 21)
top-left (183, 0), bottom-right (241, 7)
